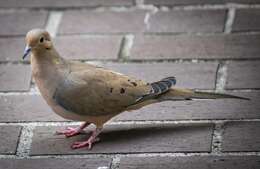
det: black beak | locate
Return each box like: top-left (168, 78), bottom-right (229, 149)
top-left (22, 45), bottom-right (31, 60)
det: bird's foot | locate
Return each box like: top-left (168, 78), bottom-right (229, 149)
top-left (56, 127), bottom-right (82, 137)
top-left (71, 127), bottom-right (103, 149)
top-left (56, 122), bottom-right (90, 138)
top-left (71, 137), bottom-right (100, 149)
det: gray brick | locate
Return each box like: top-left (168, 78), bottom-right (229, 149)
top-left (58, 10), bottom-right (146, 34)
top-left (233, 9), bottom-right (260, 32)
top-left (54, 36), bottom-right (122, 60)
top-left (119, 156), bottom-right (260, 169)
top-left (148, 10), bottom-right (226, 33)
top-left (0, 11), bottom-right (47, 36)
top-left (0, 64), bottom-right (31, 92)
top-left (222, 121), bottom-right (260, 152)
top-left (130, 34), bottom-right (260, 60)
top-left (115, 91), bottom-right (260, 121)
top-left (30, 123), bottom-right (213, 155)
top-left (0, 126), bottom-right (21, 154)
top-left (225, 0), bottom-right (260, 4)
top-left (226, 61), bottom-right (260, 89)
top-left (144, 0), bottom-right (260, 5)
top-left (144, 0), bottom-right (224, 5)
top-left (0, 158), bottom-right (112, 169)
top-left (102, 62), bottom-right (218, 89)
top-left (0, 0), bottom-right (133, 8)
top-left (0, 38), bottom-right (26, 62)
top-left (0, 95), bottom-right (63, 122)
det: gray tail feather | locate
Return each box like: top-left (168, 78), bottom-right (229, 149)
top-left (191, 91), bottom-right (250, 100)
top-left (158, 88), bottom-right (250, 101)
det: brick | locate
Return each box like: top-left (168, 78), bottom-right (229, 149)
top-left (144, 0), bottom-right (260, 5)
top-left (144, 0), bottom-right (224, 5)
top-left (0, 95), bottom-right (63, 122)
top-left (0, 64), bottom-right (32, 92)
top-left (222, 121), bottom-right (260, 152)
top-left (0, 0), bottom-right (133, 8)
top-left (54, 36), bottom-right (122, 60)
top-left (0, 126), bottom-right (21, 154)
top-left (30, 123), bottom-right (213, 155)
top-left (0, 158), bottom-right (112, 169)
top-left (226, 61), bottom-right (260, 89)
top-left (0, 11), bottom-right (47, 36)
top-left (0, 38), bottom-right (26, 62)
top-left (130, 34), bottom-right (260, 60)
top-left (102, 62), bottom-right (218, 89)
top-left (114, 91), bottom-right (260, 121)
top-left (58, 10), bottom-right (146, 34)
top-left (119, 156), bottom-right (260, 169)
top-left (148, 10), bottom-right (226, 33)
top-left (225, 0), bottom-right (260, 4)
top-left (233, 9), bottom-right (260, 32)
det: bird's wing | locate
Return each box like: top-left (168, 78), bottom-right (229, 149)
top-left (53, 62), bottom-right (152, 116)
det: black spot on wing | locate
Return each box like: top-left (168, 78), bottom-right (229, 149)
top-left (120, 88), bottom-right (125, 94)
top-left (131, 82), bottom-right (137, 86)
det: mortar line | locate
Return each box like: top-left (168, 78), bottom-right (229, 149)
top-left (45, 11), bottom-right (63, 38)
top-left (215, 61), bottom-right (228, 91)
top-left (16, 125), bottom-right (35, 157)
top-left (110, 156), bottom-right (121, 169)
top-left (0, 119), bottom-right (260, 127)
top-left (118, 34), bottom-right (134, 60)
top-left (224, 8), bottom-right (236, 33)
top-left (211, 122), bottom-right (225, 154)
top-left (1, 3), bottom-right (260, 12)
top-left (0, 151), bottom-right (259, 159)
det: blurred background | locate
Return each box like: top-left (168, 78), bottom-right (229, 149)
top-left (0, 0), bottom-right (260, 168)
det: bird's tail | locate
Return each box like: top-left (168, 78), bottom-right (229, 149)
top-left (157, 88), bottom-right (250, 101)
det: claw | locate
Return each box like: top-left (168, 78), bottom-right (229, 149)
top-left (56, 127), bottom-right (81, 137)
top-left (71, 137), bottom-right (100, 149)
top-left (55, 122), bottom-right (90, 138)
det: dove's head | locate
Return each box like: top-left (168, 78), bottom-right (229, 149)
top-left (22, 29), bottom-right (53, 59)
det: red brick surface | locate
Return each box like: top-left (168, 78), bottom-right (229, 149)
top-left (54, 36), bottom-right (122, 60)
top-left (0, 11), bottom-right (47, 36)
top-left (0, 158), bottom-right (112, 169)
top-left (30, 124), bottom-right (213, 155)
top-left (226, 61), bottom-right (260, 89)
top-left (222, 121), bottom-right (260, 152)
top-left (0, 64), bottom-right (31, 92)
top-left (0, 126), bottom-right (21, 154)
top-left (130, 34), bottom-right (260, 60)
top-left (59, 10), bottom-right (146, 34)
top-left (148, 10), bottom-right (226, 33)
top-left (232, 9), bottom-right (260, 32)
top-left (0, 0), bottom-right (133, 8)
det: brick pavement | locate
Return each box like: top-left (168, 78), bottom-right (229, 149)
top-left (0, 0), bottom-right (260, 169)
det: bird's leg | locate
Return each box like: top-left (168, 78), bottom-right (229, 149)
top-left (71, 127), bottom-right (103, 149)
top-left (56, 122), bottom-right (90, 137)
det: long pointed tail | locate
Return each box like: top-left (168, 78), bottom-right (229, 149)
top-left (157, 88), bottom-right (250, 101)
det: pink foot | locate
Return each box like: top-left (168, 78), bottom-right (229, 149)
top-left (56, 127), bottom-right (82, 137)
top-left (56, 122), bottom-right (90, 138)
top-left (71, 127), bottom-right (103, 149)
top-left (71, 137), bottom-right (100, 149)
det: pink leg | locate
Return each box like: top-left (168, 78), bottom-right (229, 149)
top-left (56, 122), bottom-right (90, 137)
top-left (71, 127), bottom-right (103, 149)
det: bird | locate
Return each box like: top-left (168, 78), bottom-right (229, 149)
top-left (22, 29), bottom-right (248, 149)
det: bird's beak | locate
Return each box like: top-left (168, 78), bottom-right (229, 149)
top-left (22, 45), bottom-right (31, 60)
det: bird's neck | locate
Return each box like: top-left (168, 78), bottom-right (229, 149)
top-left (31, 48), bottom-right (68, 96)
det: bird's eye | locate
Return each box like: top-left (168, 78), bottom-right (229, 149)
top-left (39, 37), bottom-right (44, 43)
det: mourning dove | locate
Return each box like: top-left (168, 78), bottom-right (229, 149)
top-left (23, 29), bottom-right (248, 149)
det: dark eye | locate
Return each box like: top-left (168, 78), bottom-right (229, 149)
top-left (39, 37), bottom-right (44, 43)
